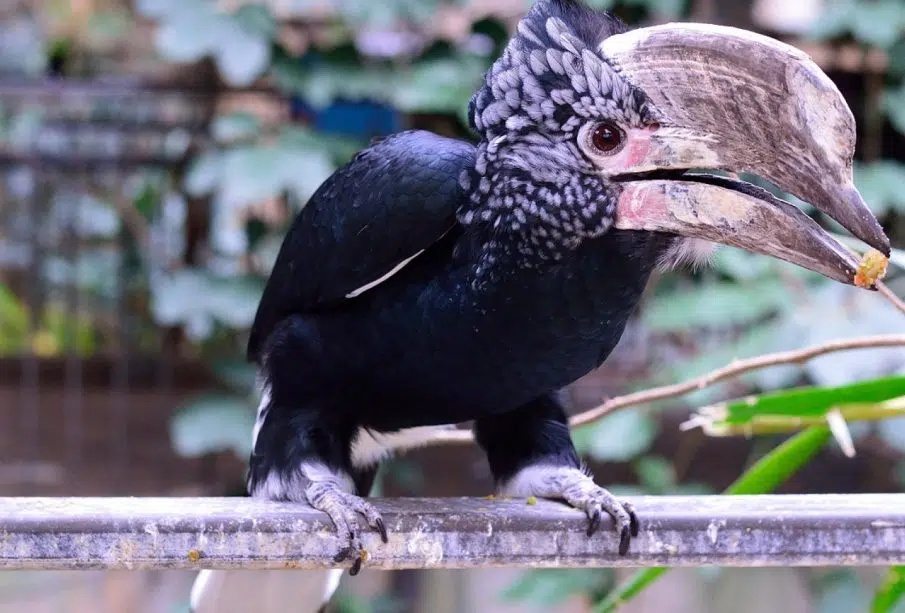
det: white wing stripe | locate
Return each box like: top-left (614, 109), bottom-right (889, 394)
top-left (344, 249), bottom-right (426, 299)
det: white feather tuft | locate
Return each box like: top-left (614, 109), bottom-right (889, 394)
top-left (657, 238), bottom-right (718, 272)
top-left (350, 425), bottom-right (457, 468)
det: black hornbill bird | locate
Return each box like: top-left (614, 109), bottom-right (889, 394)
top-left (191, 1), bottom-right (889, 611)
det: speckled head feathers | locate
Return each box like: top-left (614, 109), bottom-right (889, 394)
top-left (467, 0), bottom-right (648, 139)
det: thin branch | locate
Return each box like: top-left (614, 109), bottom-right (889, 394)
top-left (427, 334), bottom-right (905, 446)
top-left (569, 334), bottom-right (905, 428)
top-left (878, 280), bottom-right (905, 317)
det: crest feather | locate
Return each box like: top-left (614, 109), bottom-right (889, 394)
top-left (467, 0), bottom-right (640, 138)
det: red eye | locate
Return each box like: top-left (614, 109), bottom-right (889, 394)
top-left (591, 122), bottom-right (623, 153)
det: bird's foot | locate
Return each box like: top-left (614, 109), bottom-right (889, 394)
top-left (502, 464), bottom-right (640, 555)
top-left (570, 484), bottom-right (639, 555)
top-left (305, 481), bottom-right (388, 575)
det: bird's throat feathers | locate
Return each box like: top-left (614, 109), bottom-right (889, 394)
top-left (456, 140), bottom-right (617, 283)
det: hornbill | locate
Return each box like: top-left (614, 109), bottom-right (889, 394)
top-left (191, 1), bottom-right (890, 611)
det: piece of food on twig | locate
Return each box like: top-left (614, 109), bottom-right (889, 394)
top-left (854, 249), bottom-right (889, 289)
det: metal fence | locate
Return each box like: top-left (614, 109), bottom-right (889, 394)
top-left (0, 77), bottom-right (242, 497)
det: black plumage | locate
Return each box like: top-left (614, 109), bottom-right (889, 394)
top-left (221, 1), bottom-right (888, 603)
top-left (248, 126), bottom-right (666, 488)
top-left (243, 1), bottom-right (664, 575)
top-left (246, 133), bottom-right (475, 363)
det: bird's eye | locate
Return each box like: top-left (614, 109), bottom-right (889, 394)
top-left (590, 122), bottom-right (624, 154)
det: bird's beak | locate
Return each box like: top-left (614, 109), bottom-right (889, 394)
top-left (599, 23), bottom-right (889, 286)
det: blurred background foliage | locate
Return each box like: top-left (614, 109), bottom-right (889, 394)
top-left (2, 0), bottom-right (905, 612)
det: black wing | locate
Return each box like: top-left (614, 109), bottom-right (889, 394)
top-left (247, 130), bottom-right (476, 362)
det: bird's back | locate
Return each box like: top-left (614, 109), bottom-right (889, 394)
top-left (247, 130), bottom-right (477, 363)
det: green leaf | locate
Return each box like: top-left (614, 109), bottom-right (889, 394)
top-left (595, 427), bottom-right (831, 612)
top-left (155, 4), bottom-right (272, 86)
top-left (885, 85), bottom-right (905, 138)
top-left (277, 126), bottom-right (362, 165)
top-left (384, 459), bottom-right (424, 493)
top-left (710, 376), bottom-right (905, 429)
top-left (710, 247), bottom-right (774, 281)
top-left (873, 567), bottom-right (905, 613)
top-left (594, 568), bottom-right (669, 613)
top-left (220, 147), bottom-right (285, 205)
top-left (154, 7), bottom-right (222, 62)
top-left (135, 0), bottom-right (188, 18)
top-left (43, 250), bottom-right (121, 299)
top-left (332, 591), bottom-right (404, 613)
top-left (75, 194), bottom-right (120, 238)
top-left (727, 426), bottom-right (831, 495)
top-left (890, 248), bottom-right (905, 272)
top-left (588, 409), bottom-right (658, 462)
top-left (233, 4), bottom-right (276, 39)
top-left (170, 394), bottom-right (255, 458)
top-left (150, 270), bottom-right (263, 336)
top-left (816, 570), bottom-right (870, 613)
top-left (633, 456), bottom-right (676, 493)
top-left (393, 55), bottom-right (487, 113)
top-left (218, 144), bottom-right (334, 207)
top-left (889, 39), bottom-right (905, 77)
top-left (203, 275), bottom-right (265, 329)
top-left (0, 281), bottom-right (28, 353)
top-left (571, 423), bottom-right (597, 456)
top-left (807, 0), bottom-right (855, 40)
top-left (8, 107), bottom-right (44, 150)
top-left (504, 569), bottom-right (612, 607)
top-left (854, 161), bottom-right (905, 215)
top-left (851, 0), bottom-right (905, 49)
top-left (212, 112), bottom-right (261, 144)
top-left (279, 145), bottom-right (336, 201)
top-left (42, 305), bottom-right (97, 356)
top-left (214, 20), bottom-right (271, 86)
top-left (769, 283), bottom-right (905, 388)
top-left (185, 151), bottom-right (222, 196)
top-left (85, 10), bottom-right (131, 45)
top-left (210, 358), bottom-right (258, 395)
top-left (642, 279), bottom-right (791, 333)
top-left (632, 0), bottom-right (686, 18)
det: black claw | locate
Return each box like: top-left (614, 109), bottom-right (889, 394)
top-left (333, 548), bottom-right (351, 564)
top-left (618, 525), bottom-right (631, 556)
top-left (376, 518), bottom-right (389, 543)
top-left (586, 510), bottom-right (602, 537)
top-left (629, 510), bottom-right (640, 538)
top-left (349, 555), bottom-right (363, 576)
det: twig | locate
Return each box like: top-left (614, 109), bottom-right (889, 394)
top-left (427, 334), bottom-right (905, 446)
top-left (878, 280), bottom-right (905, 317)
top-left (569, 334), bottom-right (905, 427)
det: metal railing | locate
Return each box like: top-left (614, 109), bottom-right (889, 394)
top-left (1, 494), bottom-right (903, 570)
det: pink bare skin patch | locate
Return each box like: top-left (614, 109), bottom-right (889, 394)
top-left (613, 182), bottom-right (671, 231)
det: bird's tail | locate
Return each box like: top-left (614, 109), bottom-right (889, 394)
top-left (190, 568), bottom-right (343, 613)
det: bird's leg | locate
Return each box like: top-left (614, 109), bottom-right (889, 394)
top-left (250, 450), bottom-right (387, 575)
top-left (303, 468), bottom-right (388, 574)
top-left (474, 393), bottom-right (639, 555)
top-left (248, 380), bottom-right (386, 576)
